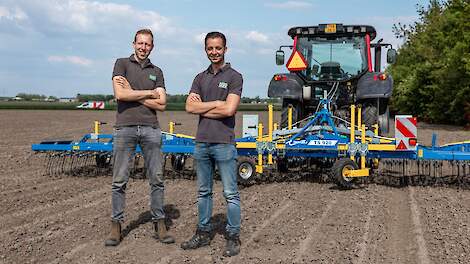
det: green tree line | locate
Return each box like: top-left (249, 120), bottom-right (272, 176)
top-left (389, 0), bottom-right (470, 125)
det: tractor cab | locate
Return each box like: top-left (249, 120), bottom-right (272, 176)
top-left (270, 24), bottom-right (397, 134)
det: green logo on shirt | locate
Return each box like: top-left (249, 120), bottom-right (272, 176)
top-left (218, 82), bottom-right (228, 89)
top-left (149, 74), bottom-right (157, 81)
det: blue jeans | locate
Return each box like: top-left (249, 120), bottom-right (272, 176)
top-left (111, 125), bottom-right (165, 222)
top-left (193, 143), bottom-right (241, 235)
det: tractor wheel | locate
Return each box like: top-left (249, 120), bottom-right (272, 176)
top-left (362, 103), bottom-right (390, 135)
top-left (237, 157), bottom-right (256, 185)
top-left (378, 106), bottom-right (390, 135)
top-left (330, 158), bottom-right (358, 189)
top-left (171, 154), bottom-right (186, 171)
top-left (362, 104), bottom-right (378, 131)
top-left (333, 108), bottom-right (350, 129)
top-left (281, 99), bottom-right (302, 129)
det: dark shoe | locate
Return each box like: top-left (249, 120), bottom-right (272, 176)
top-left (223, 232), bottom-right (240, 257)
top-left (154, 219), bottom-right (175, 244)
top-left (181, 229), bottom-right (211, 250)
top-left (104, 220), bottom-right (121, 247)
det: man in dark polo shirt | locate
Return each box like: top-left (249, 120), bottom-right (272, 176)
top-left (105, 28), bottom-right (174, 247)
top-left (181, 31), bottom-right (243, 257)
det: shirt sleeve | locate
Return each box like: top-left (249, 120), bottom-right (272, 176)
top-left (155, 67), bottom-right (165, 89)
top-left (112, 59), bottom-right (126, 79)
top-left (189, 73), bottom-right (202, 95)
top-left (228, 72), bottom-right (243, 96)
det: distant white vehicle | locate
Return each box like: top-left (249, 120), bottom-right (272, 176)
top-left (76, 101), bottom-right (105, 109)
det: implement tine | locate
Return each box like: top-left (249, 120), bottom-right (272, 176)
top-left (94, 152), bottom-right (99, 176)
top-left (44, 152), bottom-right (52, 176)
top-left (59, 152), bottom-right (68, 175)
top-left (48, 153), bottom-right (57, 176)
top-left (69, 152), bottom-right (76, 175)
top-left (49, 153), bottom-right (57, 176)
top-left (54, 153), bottom-right (63, 176)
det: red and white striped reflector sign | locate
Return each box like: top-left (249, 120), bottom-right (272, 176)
top-left (395, 115), bottom-right (417, 151)
top-left (93, 101), bottom-right (105, 109)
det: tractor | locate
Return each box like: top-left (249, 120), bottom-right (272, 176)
top-left (268, 24), bottom-right (397, 135)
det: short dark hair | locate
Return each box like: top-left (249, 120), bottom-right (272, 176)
top-left (134, 28), bottom-right (154, 44)
top-left (205, 31), bottom-right (226, 47)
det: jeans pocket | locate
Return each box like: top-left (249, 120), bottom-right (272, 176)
top-left (193, 143), bottom-right (208, 160)
top-left (213, 144), bottom-right (236, 161)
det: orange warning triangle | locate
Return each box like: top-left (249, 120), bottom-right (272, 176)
top-left (396, 140), bottom-right (407, 150)
top-left (286, 50), bottom-right (308, 71)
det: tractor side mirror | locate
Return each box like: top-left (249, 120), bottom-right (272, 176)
top-left (276, 50), bottom-right (285, 65)
top-left (387, 48), bottom-right (397, 64)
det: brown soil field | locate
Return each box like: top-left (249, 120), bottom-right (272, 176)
top-left (1, 109), bottom-right (470, 264)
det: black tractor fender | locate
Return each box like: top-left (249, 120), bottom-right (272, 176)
top-left (267, 73), bottom-right (304, 100)
top-left (356, 72), bottom-right (393, 100)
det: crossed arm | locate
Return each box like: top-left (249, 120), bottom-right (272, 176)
top-left (112, 76), bottom-right (166, 111)
top-left (185, 92), bottom-right (240, 118)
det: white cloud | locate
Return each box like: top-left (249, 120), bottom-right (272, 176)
top-left (265, 1), bottom-right (313, 10)
top-left (2, 0), bottom-right (174, 36)
top-left (48, 55), bottom-right (92, 66)
top-left (193, 33), bottom-right (206, 45)
top-left (0, 6), bottom-right (28, 21)
top-left (245, 31), bottom-right (269, 44)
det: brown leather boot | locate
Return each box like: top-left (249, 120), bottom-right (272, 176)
top-left (154, 219), bottom-right (175, 244)
top-left (104, 220), bottom-right (121, 246)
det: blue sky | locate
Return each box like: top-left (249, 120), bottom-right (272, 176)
top-left (0, 0), bottom-right (428, 98)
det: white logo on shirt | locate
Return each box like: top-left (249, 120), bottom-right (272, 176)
top-left (218, 82), bottom-right (228, 89)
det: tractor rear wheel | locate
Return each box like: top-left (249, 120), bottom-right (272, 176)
top-left (362, 104), bottom-right (378, 130)
top-left (378, 106), bottom-right (390, 135)
top-left (330, 158), bottom-right (358, 189)
top-left (237, 157), bottom-right (256, 185)
top-left (362, 103), bottom-right (390, 135)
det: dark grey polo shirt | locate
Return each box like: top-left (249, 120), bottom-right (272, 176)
top-left (190, 63), bottom-right (243, 144)
top-left (112, 54), bottom-right (165, 127)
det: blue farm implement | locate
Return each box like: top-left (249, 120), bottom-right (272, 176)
top-left (32, 100), bottom-right (470, 189)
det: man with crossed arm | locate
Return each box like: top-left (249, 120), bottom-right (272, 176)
top-left (105, 28), bottom-right (174, 247)
top-left (181, 31), bottom-right (243, 257)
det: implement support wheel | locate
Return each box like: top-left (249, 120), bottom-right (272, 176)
top-left (237, 157), bottom-right (255, 185)
top-left (331, 158), bottom-right (359, 189)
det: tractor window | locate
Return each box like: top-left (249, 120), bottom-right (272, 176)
top-left (297, 36), bottom-right (368, 81)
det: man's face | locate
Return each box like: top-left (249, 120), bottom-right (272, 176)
top-left (133, 33), bottom-right (153, 61)
top-left (205, 37), bottom-right (226, 64)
